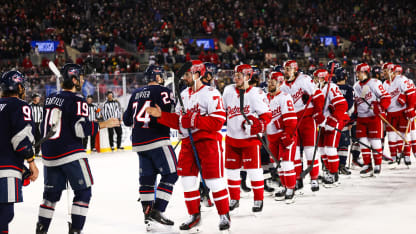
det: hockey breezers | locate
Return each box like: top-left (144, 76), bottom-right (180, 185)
top-left (173, 62), bottom-right (209, 190)
top-left (239, 89), bottom-right (279, 166)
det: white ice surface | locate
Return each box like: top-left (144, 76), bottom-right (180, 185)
top-left (11, 150), bottom-right (416, 234)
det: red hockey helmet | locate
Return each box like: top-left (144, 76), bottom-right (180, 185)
top-left (392, 65), bottom-right (403, 74)
top-left (234, 64), bottom-right (253, 80)
top-left (283, 60), bottom-right (298, 72)
top-left (313, 69), bottom-right (329, 81)
top-left (355, 63), bottom-right (371, 73)
top-left (382, 62), bottom-right (394, 71)
top-left (269, 72), bottom-right (284, 83)
top-left (188, 60), bottom-right (206, 77)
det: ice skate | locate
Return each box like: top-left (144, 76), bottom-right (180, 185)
top-left (294, 179), bottom-right (304, 195)
top-left (274, 187), bottom-right (286, 201)
top-left (179, 213), bottom-right (201, 233)
top-left (323, 173), bottom-right (338, 188)
top-left (360, 164), bottom-right (374, 177)
top-left (339, 164), bottom-right (351, 175)
top-left (68, 223), bottom-right (81, 234)
top-left (285, 189), bottom-right (295, 204)
top-left (252, 200), bottom-right (263, 213)
top-left (373, 165), bottom-right (381, 175)
top-left (404, 156), bottom-right (411, 167)
top-left (229, 199), bottom-right (240, 214)
top-left (219, 213), bottom-right (231, 232)
top-left (310, 179), bottom-right (319, 192)
top-left (240, 179), bottom-right (251, 193)
top-left (150, 210), bottom-right (174, 226)
top-left (352, 158), bottom-right (364, 168)
top-left (36, 222), bottom-right (47, 234)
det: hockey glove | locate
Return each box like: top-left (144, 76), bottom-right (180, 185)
top-left (242, 115), bottom-right (265, 135)
top-left (372, 101), bottom-right (384, 116)
top-left (313, 112), bottom-right (325, 125)
top-left (22, 165), bottom-right (31, 186)
top-left (273, 118), bottom-right (284, 130)
top-left (181, 112), bottom-right (200, 129)
top-left (397, 93), bottom-right (407, 106)
top-left (281, 133), bottom-right (294, 149)
top-left (301, 93), bottom-right (310, 105)
top-left (404, 107), bottom-right (416, 121)
top-left (325, 116), bottom-right (338, 132)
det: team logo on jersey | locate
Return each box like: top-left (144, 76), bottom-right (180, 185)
top-left (271, 106), bottom-right (281, 118)
top-left (227, 105), bottom-right (249, 119)
top-left (186, 104), bottom-right (200, 114)
top-left (390, 88), bottom-right (400, 98)
top-left (291, 88), bottom-right (304, 104)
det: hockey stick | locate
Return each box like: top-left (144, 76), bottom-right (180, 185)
top-left (173, 62), bottom-right (208, 188)
top-left (48, 61), bottom-right (62, 79)
top-left (173, 138), bottom-right (182, 150)
top-left (34, 108), bottom-right (62, 148)
top-left (360, 86), bottom-right (409, 144)
top-left (239, 89), bottom-right (279, 165)
top-left (333, 127), bottom-right (393, 161)
top-left (300, 63), bottom-right (335, 179)
top-left (397, 119), bottom-right (411, 164)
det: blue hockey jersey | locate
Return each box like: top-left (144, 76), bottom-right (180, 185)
top-left (0, 97), bottom-right (35, 179)
top-left (123, 85), bottom-right (174, 151)
top-left (41, 91), bottom-right (99, 166)
top-left (338, 84), bottom-right (354, 112)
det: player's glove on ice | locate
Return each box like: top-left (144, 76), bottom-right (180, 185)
top-left (181, 112), bottom-right (200, 129)
top-left (242, 115), bottom-right (265, 135)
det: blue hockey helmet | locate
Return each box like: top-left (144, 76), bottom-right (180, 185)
top-left (334, 67), bottom-right (348, 82)
top-left (371, 66), bottom-right (381, 78)
top-left (61, 63), bottom-right (83, 82)
top-left (0, 70), bottom-right (26, 92)
top-left (252, 66), bottom-right (261, 77)
top-left (145, 65), bottom-right (165, 83)
top-left (327, 59), bottom-right (341, 71)
top-left (204, 62), bottom-right (218, 77)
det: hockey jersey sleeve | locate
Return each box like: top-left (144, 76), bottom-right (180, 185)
top-left (195, 89), bottom-right (226, 131)
top-left (312, 88), bottom-right (325, 114)
top-left (328, 85), bottom-right (348, 124)
top-left (122, 94), bottom-right (135, 127)
top-left (10, 103), bottom-right (35, 160)
top-left (71, 97), bottom-right (99, 139)
top-left (402, 79), bottom-right (416, 108)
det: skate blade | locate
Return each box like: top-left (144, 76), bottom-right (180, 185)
top-left (323, 183), bottom-right (338, 188)
top-left (220, 229), bottom-right (230, 234)
top-left (294, 189), bottom-right (304, 196)
top-left (251, 210), bottom-right (263, 217)
top-left (146, 221), bottom-right (178, 233)
top-left (229, 207), bottom-right (239, 216)
top-left (274, 196), bottom-right (285, 201)
top-left (285, 197), bottom-right (295, 204)
top-left (179, 227), bottom-right (201, 234)
top-left (360, 173), bottom-right (375, 178)
top-left (264, 190), bottom-right (275, 196)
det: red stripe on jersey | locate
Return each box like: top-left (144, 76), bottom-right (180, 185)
top-left (42, 149), bottom-right (84, 159)
top-left (133, 137), bottom-right (170, 145)
top-left (0, 165), bottom-right (23, 172)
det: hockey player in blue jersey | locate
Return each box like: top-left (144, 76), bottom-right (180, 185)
top-left (0, 70), bottom-right (39, 234)
top-left (335, 67), bottom-right (355, 174)
top-left (36, 64), bottom-right (120, 234)
top-left (123, 65), bottom-right (178, 231)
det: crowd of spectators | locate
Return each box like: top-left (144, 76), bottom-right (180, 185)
top-left (0, 0), bottom-right (415, 74)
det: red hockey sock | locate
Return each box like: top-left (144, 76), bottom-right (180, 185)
top-left (184, 190), bottom-right (200, 215)
top-left (284, 169), bottom-right (296, 189)
top-left (278, 168), bottom-right (286, 187)
top-left (373, 148), bottom-right (383, 165)
top-left (227, 179), bottom-right (241, 200)
top-left (251, 180), bottom-right (264, 201)
top-left (361, 148), bottom-right (371, 165)
top-left (294, 159), bottom-right (302, 179)
top-left (411, 140), bottom-right (416, 154)
top-left (404, 145), bottom-right (411, 157)
top-left (307, 160), bottom-right (319, 180)
top-left (327, 155), bottom-right (339, 174)
top-left (212, 189), bottom-right (229, 215)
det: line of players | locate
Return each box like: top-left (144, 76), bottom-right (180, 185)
top-left (1, 58), bottom-right (414, 234)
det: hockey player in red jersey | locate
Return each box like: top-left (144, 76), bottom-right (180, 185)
top-left (222, 64), bottom-right (272, 213)
top-left (265, 72), bottom-right (297, 203)
top-left (383, 64), bottom-right (416, 166)
top-left (280, 60), bottom-right (324, 192)
top-left (313, 69), bottom-right (348, 187)
top-left (146, 60), bottom-right (230, 232)
top-left (353, 63), bottom-right (391, 176)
